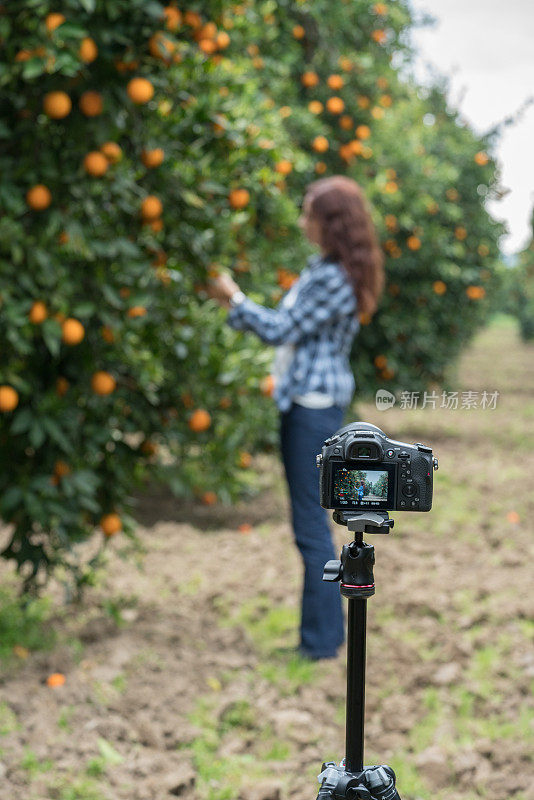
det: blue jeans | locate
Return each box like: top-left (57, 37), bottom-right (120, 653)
top-left (280, 401), bottom-right (346, 658)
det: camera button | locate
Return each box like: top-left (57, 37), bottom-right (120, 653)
top-left (410, 500), bottom-right (418, 507)
top-left (386, 449), bottom-right (395, 458)
top-left (400, 500), bottom-right (406, 507)
top-left (333, 447), bottom-right (342, 454)
top-left (406, 469), bottom-right (411, 476)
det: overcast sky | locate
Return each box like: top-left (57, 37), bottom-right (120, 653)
top-left (408, 0), bottom-right (534, 256)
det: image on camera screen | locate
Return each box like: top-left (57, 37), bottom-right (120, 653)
top-left (333, 466), bottom-right (390, 509)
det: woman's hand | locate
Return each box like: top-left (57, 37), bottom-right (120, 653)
top-left (206, 273), bottom-right (241, 310)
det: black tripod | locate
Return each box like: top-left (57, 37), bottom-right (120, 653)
top-left (316, 510), bottom-right (401, 800)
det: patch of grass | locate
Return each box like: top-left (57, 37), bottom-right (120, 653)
top-left (0, 701), bottom-right (19, 736)
top-left (57, 705), bottom-right (76, 733)
top-left (388, 753), bottom-right (430, 799)
top-left (407, 687), bottom-right (448, 752)
top-left (20, 747), bottom-right (54, 775)
top-left (49, 776), bottom-right (109, 800)
top-left (258, 652), bottom-right (317, 694)
top-left (85, 737), bottom-right (123, 778)
top-left (0, 586), bottom-right (56, 664)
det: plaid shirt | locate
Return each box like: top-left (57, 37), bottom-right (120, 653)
top-left (226, 254), bottom-right (359, 413)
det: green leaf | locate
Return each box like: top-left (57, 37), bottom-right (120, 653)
top-left (182, 190), bottom-right (205, 208)
top-left (41, 319), bottom-right (61, 357)
top-left (79, 0), bottom-right (96, 11)
top-left (42, 418), bottom-right (73, 454)
top-left (97, 738), bottom-right (123, 765)
top-left (0, 486), bottom-right (23, 516)
top-left (29, 419), bottom-right (46, 449)
top-left (11, 408), bottom-right (33, 435)
top-left (22, 58), bottom-right (46, 80)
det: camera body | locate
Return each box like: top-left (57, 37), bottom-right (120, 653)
top-left (317, 422), bottom-right (437, 513)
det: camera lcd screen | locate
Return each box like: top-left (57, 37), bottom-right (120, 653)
top-left (331, 462), bottom-right (395, 509)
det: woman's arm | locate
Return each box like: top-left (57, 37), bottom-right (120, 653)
top-left (226, 265), bottom-right (356, 346)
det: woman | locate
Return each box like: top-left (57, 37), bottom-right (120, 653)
top-left (207, 175), bottom-right (384, 660)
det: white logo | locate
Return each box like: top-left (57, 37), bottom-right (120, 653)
top-left (375, 390), bottom-right (396, 410)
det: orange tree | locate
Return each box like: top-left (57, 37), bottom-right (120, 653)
top-left (0, 0), bottom-right (505, 592)
top-left (221, 0), bottom-right (505, 390)
top-left (0, 0), bottom-right (309, 591)
top-left (512, 208), bottom-right (534, 340)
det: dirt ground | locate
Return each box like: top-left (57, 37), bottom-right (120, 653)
top-left (0, 316), bottom-right (533, 800)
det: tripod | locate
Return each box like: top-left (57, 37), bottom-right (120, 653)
top-left (316, 510), bottom-right (401, 800)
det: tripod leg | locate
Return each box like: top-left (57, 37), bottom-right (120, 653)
top-left (345, 598), bottom-right (367, 773)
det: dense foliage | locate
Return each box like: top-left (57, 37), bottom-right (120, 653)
top-left (0, 0), bottom-right (504, 590)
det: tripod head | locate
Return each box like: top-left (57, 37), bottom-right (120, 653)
top-left (332, 510), bottom-right (394, 535)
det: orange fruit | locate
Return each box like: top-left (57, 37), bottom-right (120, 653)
top-left (79, 37), bottom-right (98, 63)
top-left (61, 318), bottom-right (85, 345)
top-left (371, 29), bottom-right (386, 43)
top-left (407, 235), bottom-right (421, 251)
top-left (29, 301), bottom-right (47, 324)
top-left (327, 74), bottom-right (344, 90)
top-left (127, 77), bottom-right (154, 104)
top-left (260, 374), bottom-right (275, 397)
top-left (45, 13), bottom-right (65, 33)
top-left (56, 377), bottom-right (69, 396)
top-left (43, 91), bottom-right (71, 119)
top-left (189, 409), bottom-right (211, 432)
top-left (140, 440), bottom-right (158, 456)
top-left (356, 124), bottom-right (371, 140)
top-left (141, 195), bottom-right (163, 220)
top-left (301, 70), bottom-right (319, 87)
top-left (100, 513), bottom-right (122, 536)
top-left (312, 135), bottom-right (329, 153)
top-left (384, 181), bottom-right (398, 193)
top-left (83, 151), bottom-right (108, 177)
top-left (26, 184), bottom-right (51, 211)
top-left (433, 280), bottom-right (447, 295)
top-left (446, 188), bottom-right (459, 201)
top-left (199, 38), bottom-right (217, 54)
top-left (455, 226), bottom-right (467, 240)
top-left (216, 31), bottom-right (230, 49)
top-left (141, 147), bottom-right (165, 168)
top-left (385, 214), bottom-right (397, 230)
top-left (201, 491), bottom-right (217, 506)
top-left (58, 231), bottom-right (69, 245)
top-left (46, 672), bottom-right (66, 688)
top-left (474, 151), bottom-right (488, 166)
top-left (100, 142), bottom-right (122, 163)
top-left (79, 91), bottom-right (103, 117)
top-left (506, 510), bottom-right (520, 524)
top-left (374, 3), bottom-right (388, 13)
top-left (127, 306), bottom-right (147, 318)
top-left (229, 188), bottom-right (250, 209)
top-left (163, 5), bottom-right (182, 30)
top-left (374, 354), bottom-right (388, 369)
top-left (0, 386), bottom-right (19, 412)
top-left (478, 243), bottom-right (490, 257)
top-left (339, 114), bottom-right (353, 130)
top-left (308, 100), bottom-right (323, 114)
top-left (466, 285), bottom-right (485, 300)
top-left (148, 32), bottom-right (175, 63)
top-left (150, 218), bottom-right (164, 232)
top-left (326, 96), bottom-right (345, 114)
top-left (238, 523), bottom-right (252, 534)
top-left (101, 326), bottom-right (115, 343)
top-left (219, 396), bottom-right (231, 409)
top-left (91, 371), bottom-right (116, 395)
top-left (54, 460), bottom-right (71, 478)
top-left (239, 451), bottom-right (252, 468)
top-left (275, 160), bottom-right (292, 175)
top-left (15, 49), bottom-right (33, 62)
top-left (292, 24), bottom-right (305, 39)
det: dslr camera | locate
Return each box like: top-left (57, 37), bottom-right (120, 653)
top-left (317, 422), bottom-right (438, 513)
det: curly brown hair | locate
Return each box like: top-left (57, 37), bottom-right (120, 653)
top-left (306, 175), bottom-right (384, 317)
